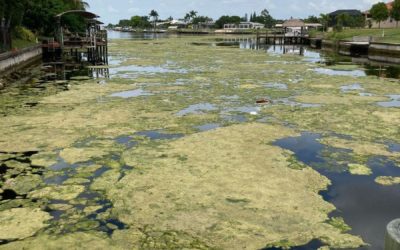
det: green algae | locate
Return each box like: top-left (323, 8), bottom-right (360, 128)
top-left (0, 208), bottom-right (51, 241)
top-left (327, 217), bottom-right (352, 233)
top-left (319, 137), bottom-right (399, 158)
top-left (375, 176), bottom-right (400, 186)
top-left (90, 170), bottom-right (120, 192)
top-left (60, 147), bottom-right (110, 165)
top-left (115, 123), bottom-right (364, 249)
top-left (2, 174), bottom-right (42, 195)
top-left (2, 35), bottom-right (400, 248)
top-left (30, 152), bottom-right (58, 167)
top-left (348, 164), bottom-right (372, 176)
top-left (0, 232), bottom-right (117, 250)
top-left (29, 185), bottom-right (85, 200)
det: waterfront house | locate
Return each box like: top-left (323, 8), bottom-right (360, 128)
top-left (281, 19), bottom-right (306, 36)
top-left (223, 22), bottom-right (264, 30)
top-left (167, 19), bottom-right (189, 30)
top-left (328, 9), bottom-right (363, 26)
top-left (364, 1), bottom-right (398, 28)
top-left (193, 21), bottom-right (216, 30)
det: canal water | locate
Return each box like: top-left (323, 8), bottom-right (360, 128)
top-left (0, 31), bottom-right (399, 249)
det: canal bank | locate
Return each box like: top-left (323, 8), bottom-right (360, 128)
top-left (318, 38), bottom-right (400, 64)
top-left (0, 45), bottom-right (42, 75)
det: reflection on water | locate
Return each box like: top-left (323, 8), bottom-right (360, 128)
top-left (107, 30), bottom-right (170, 40)
top-left (340, 83), bottom-right (364, 92)
top-left (314, 68), bottom-right (366, 77)
top-left (195, 123), bottom-right (221, 132)
top-left (177, 103), bottom-right (217, 116)
top-left (109, 89), bottom-right (152, 99)
top-left (377, 94), bottom-right (400, 107)
top-left (274, 133), bottom-right (400, 250)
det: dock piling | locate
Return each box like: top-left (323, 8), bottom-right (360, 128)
top-left (385, 219), bottom-right (400, 250)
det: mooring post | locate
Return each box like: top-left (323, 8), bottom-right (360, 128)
top-left (385, 219), bottom-right (400, 250)
top-left (256, 30), bottom-right (259, 46)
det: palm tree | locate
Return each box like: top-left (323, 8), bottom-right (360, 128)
top-left (185, 10), bottom-right (198, 23)
top-left (149, 10), bottom-right (159, 31)
top-left (189, 10), bottom-right (198, 20)
top-left (64, 0), bottom-right (89, 10)
top-left (319, 14), bottom-right (330, 32)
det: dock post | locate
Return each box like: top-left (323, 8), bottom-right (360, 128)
top-left (385, 219), bottom-right (400, 250)
top-left (256, 31), bottom-right (259, 46)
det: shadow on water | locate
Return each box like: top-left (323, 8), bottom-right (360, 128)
top-left (263, 239), bottom-right (326, 250)
top-left (135, 130), bottom-right (184, 140)
top-left (44, 155), bottom-right (128, 236)
top-left (273, 133), bottom-right (400, 249)
top-left (212, 37), bottom-right (400, 79)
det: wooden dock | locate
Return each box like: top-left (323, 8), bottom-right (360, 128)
top-left (42, 10), bottom-right (109, 78)
top-left (256, 32), bottom-right (310, 45)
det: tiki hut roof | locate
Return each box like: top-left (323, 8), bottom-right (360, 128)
top-left (282, 19), bottom-right (305, 27)
top-left (56, 10), bottom-right (99, 19)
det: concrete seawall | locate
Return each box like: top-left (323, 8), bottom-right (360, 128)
top-left (0, 45), bottom-right (42, 74)
top-left (369, 42), bottom-right (400, 56)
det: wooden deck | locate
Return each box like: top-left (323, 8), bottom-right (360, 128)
top-left (256, 32), bottom-right (310, 45)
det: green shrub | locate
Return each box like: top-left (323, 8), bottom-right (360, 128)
top-left (13, 26), bottom-right (36, 42)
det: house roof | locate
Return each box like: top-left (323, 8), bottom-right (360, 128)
top-left (364, 1), bottom-right (394, 15)
top-left (55, 10), bottom-right (99, 19)
top-left (305, 23), bottom-right (323, 27)
top-left (282, 19), bottom-right (305, 27)
top-left (386, 1), bottom-right (394, 11)
top-left (328, 9), bottom-right (362, 16)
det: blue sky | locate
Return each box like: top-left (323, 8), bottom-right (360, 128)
top-left (87, 0), bottom-right (384, 24)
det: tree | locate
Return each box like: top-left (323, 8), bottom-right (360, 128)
top-left (304, 15), bottom-right (319, 23)
top-left (0, 0), bottom-right (27, 51)
top-left (130, 15), bottom-right (151, 29)
top-left (251, 9), bottom-right (275, 28)
top-left (391, 0), bottom-right (400, 28)
top-left (184, 13), bottom-right (190, 23)
top-left (184, 10), bottom-right (198, 23)
top-left (149, 9), bottom-right (159, 30)
top-left (336, 13), bottom-right (350, 30)
top-left (215, 15), bottom-right (241, 29)
top-left (319, 14), bottom-right (330, 32)
top-left (189, 10), bottom-right (197, 20)
top-left (192, 16), bottom-right (212, 25)
top-left (118, 19), bottom-right (131, 27)
top-left (370, 2), bottom-right (389, 28)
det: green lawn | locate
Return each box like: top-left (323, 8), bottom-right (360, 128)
top-left (312, 28), bottom-right (400, 43)
top-left (11, 38), bottom-right (38, 50)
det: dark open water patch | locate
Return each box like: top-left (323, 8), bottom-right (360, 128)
top-left (273, 133), bottom-right (400, 249)
top-left (387, 141), bottom-right (400, 153)
top-left (135, 130), bottom-right (184, 140)
top-left (263, 239), bottom-right (326, 250)
top-left (115, 135), bottom-right (138, 149)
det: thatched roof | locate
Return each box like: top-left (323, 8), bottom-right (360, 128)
top-left (282, 19), bottom-right (305, 27)
top-left (56, 10), bottom-right (99, 19)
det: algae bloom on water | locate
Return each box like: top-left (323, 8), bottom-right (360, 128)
top-left (1, 34), bottom-right (400, 249)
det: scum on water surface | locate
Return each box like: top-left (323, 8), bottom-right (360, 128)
top-left (0, 34), bottom-right (399, 249)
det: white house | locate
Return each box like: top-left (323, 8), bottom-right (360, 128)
top-left (224, 22), bottom-right (264, 30)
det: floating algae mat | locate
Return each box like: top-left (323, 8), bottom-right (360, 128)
top-left (0, 35), bottom-right (400, 249)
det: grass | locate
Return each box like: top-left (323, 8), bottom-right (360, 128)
top-left (312, 28), bottom-right (400, 43)
top-left (11, 38), bottom-right (38, 50)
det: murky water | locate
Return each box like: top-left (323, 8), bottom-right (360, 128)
top-left (109, 88), bottom-right (152, 98)
top-left (274, 133), bottom-right (400, 249)
top-left (378, 94), bottom-right (400, 107)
